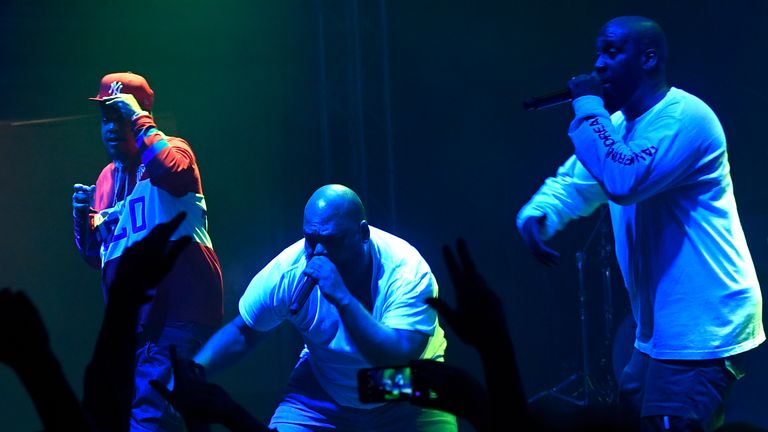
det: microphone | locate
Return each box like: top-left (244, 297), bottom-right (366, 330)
top-left (522, 88), bottom-right (572, 111)
top-left (289, 274), bottom-right (318, 315)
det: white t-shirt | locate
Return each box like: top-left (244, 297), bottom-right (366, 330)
top-left (239, 226), bottom-right (446, 407)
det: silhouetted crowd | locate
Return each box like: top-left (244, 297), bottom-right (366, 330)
top-left (2, 216), bottom-right (765, 431)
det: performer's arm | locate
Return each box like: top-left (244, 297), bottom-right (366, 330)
top-left (151, 346), bottom-right (277, 432)
top-left (517, 155), bottom-right (607, 239)
top-left (133, 115), bottom-right (202, 197)
top-left (338, 300), bottom-right (428, 366)
top-left (305, 256), bottom-right (429, 366)
top-left (194, 316), bottom-right (268, 376)
top-left (72, 183), bottom-right (101, 269)
top-left (567, 80), bottom-right (715, 205)
top-left (516, 155), bottom-right (607, 264)
top-left (105, 93), bottom-right (201, 197)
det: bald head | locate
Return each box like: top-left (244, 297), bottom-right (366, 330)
top-left (303, 184), bottom-right (370, 273)
top-left (601, 16), bottom-right (668, 67)
top-left (304, 184), bottom-right (366, 226)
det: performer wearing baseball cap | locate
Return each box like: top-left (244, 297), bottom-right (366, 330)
top-left (73, 72), bottom-right (224, 431)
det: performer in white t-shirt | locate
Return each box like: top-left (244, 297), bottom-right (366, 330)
top-left (196, 184), bottom-right (456, 432)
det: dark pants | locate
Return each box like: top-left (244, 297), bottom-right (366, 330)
top-left (619, 349), bottom-right (742, 432)
top-left (131, 322), bottom-right (214, 432)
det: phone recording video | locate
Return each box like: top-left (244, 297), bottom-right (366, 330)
top-left (357, 365), bottom-right (436, 403)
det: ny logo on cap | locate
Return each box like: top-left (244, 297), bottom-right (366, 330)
top-left (108, 81), bottom-right (124, 96)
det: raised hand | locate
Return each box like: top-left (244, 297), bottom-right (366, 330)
top-left (102, 93), bottom-right (144, 120)
top-left (432, 239), bottom-right (529, 427)
top-left (109, 212), bottom-right (192, 306)
top-left (0, 288), bottom-right (52, 371)
top-left (519, 215), bottom-right (560, 266)
top-left (84, 213), bottom-right (192, 432)
top-left (0, 288), bottom-right (95, 431)
top-left (427, 238), bottom-right (507, 351)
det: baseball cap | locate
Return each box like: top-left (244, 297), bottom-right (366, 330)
top-left (89, 72), bottom-right (154, 111)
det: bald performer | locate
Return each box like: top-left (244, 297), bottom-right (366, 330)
top-left (195, 184), bottom-right (456, 431)
top-left (517, 16), bottom-right (764, 430)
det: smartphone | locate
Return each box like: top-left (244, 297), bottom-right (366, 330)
top-left (357, 365), bottom-right (436, 403)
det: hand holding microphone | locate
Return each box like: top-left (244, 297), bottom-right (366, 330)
top-left (567, 73), bottom-right (603, 99)
top-left (290, 244), bottom-right (320, 315)
top-left (289, 273), bottom-right (318, 315)
top-left (522, 73), bottom-right (602, 111)
top-left (289, 247), bottom-right (351, 314)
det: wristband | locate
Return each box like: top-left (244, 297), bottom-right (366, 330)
top-left (137, 128), bottom-right (166, 150)
top-left (131, 112), bottom-right (158, 145)
top-left (138, 129), bottom-right (170, 165)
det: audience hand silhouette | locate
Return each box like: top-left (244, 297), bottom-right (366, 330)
top-left (426, 238), bottom-right (508, 351)
top-left (0, 288), bottom-right (52, 371)
top-left (409, 359), bottom-right (490, 431)
top-left (109, 211), bottom-right (192, 307)
top-left (84, 212), bottom-right (193, 432)
top-left (150, 346), bottom-right (274, 432)
top-left (0, 288), bottom-right (95, 431)
top-left (428, 238), bottom-right (529, 430)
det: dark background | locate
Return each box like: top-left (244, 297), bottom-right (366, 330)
top-left (1, 1), bottom-right (766, 430)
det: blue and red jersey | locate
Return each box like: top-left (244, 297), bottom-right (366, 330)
top-left (74, 124), bottom-right (223, 331)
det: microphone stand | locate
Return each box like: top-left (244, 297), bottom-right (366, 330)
top-left (596, 213), bottom-right (617, 405)
top-left (528, 205), bottom-right (616, 407)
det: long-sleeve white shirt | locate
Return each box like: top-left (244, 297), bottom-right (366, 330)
top-left (518, 87), bottom-right (764, 360)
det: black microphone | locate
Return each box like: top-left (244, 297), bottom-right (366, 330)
top-left (522, 88), bottom-right (572, 111)
top-left (289, 274), bottom-right (318, 315)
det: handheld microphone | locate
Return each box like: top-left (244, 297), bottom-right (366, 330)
top-left (522, 88), bottom-right (572, 111)
top-left (289, 274), bottom-right (318, 315)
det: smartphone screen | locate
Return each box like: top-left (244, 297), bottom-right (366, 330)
top-left (357, 365), bottom-right (414, 403)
